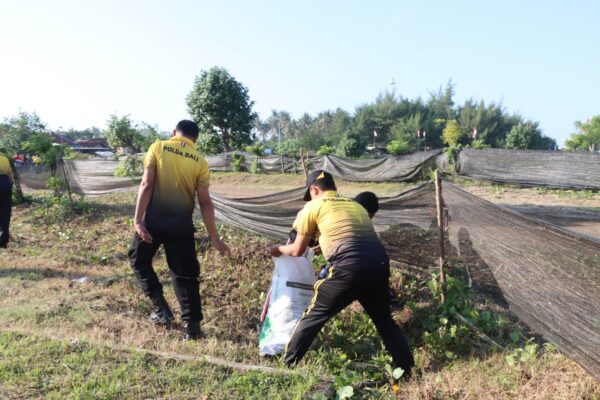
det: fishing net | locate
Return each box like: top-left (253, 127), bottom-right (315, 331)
top-left (455, 148), bottom-right (600, 189)
top-left (17, 160), bottom-right (140, 195)
top-left (443, 182), bottom-right (600, 379)
top-left (205, 150), bottom-right (441, 181)
top-left (212, 183), bottom-right (437, 240)
top-left (310, 150), bottom-right (441, 181)
top-left (216, 182), bottom-right (600, 380)
top-left (205, 153), bottom-right (301, 173)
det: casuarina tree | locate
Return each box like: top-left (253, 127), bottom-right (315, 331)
top-left (186, 67), bottom-right (257, 151)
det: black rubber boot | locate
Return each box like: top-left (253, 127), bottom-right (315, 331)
top-left (184, 321), bottom-right (202, 340)
top-left (149, 292), bottom-right (174, 325)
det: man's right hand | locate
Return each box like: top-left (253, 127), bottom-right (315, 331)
top-left (135, 221), bottom-right (153, 243)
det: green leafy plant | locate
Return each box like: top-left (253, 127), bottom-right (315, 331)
top-left (231, 152), bottom-right (245, 172)
top-left (442, 120), bottom-right (463, 146)
top-left (386, 139), bottom-right (410, 155)
top-left (445, 144), bottom-right (461, 165)
top-left (317, 145), bottom-right (334, 156)
top-left (505, 339), bottom-right (538, 368)
top-left (22, 134), bottom-right (71, 197)
top-left (469, 139), bottom-right (490, 149)
top-left (414, 272), bottom-right (507, 359)
top-left (245, 143), bottom-right (264, 174)
top-left (113, 155), bottom-right (143, 177)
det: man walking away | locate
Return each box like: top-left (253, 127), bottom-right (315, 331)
top-left (0, 153), bottom-right (13, 249)
top-left (128, 120), bottom-right (229, 340)
top-left (269, 170), bottom-right (414, 378)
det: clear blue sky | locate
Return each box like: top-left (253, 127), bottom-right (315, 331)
top-left (1, 0), bottom-right (598, 145)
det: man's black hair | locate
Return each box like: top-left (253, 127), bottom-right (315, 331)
top-left (354, 191), bottom-right (379, 215)
top-left (176, 120), bottom-right (200, 139)
top-left (311, 180), bottom-right (336, 192)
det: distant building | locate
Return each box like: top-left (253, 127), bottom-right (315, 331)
top-left (75, 138), bottom-right (109, 149)
top-left (50, 133), bottom-right (114, 157)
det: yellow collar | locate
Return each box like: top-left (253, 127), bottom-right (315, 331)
top-left (171, 136), bottom-right (196, 147)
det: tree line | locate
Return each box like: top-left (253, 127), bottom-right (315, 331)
top-left (1, 66), bottom-right (599, 160)
top-left (185, 67), bottom-right (562, 157)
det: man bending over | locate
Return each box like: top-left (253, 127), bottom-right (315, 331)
top-left (269, 170), bottom-right (414, 377)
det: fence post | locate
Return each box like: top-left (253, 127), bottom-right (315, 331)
top-left (280, 155), bottom-right (285, 174)
top-left (299, 149), bottom-right (308, 179)
top-left (434, 169), bottom-right (446, 303)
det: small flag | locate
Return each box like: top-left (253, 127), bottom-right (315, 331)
top-left (472, 128), bottom-right (478, 139)
top-left (373, 130), bottom-right (378, 137)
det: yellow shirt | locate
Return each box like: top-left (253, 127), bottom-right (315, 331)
top-left (143, 136), bottom-right (210, 234)
top-left (294, 191), bottom-right (378, 260)
top-left (0, 155), bottom-right (13, 178)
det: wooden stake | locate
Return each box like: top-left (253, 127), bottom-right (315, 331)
top-left (299, 149), bottom-right (308, 179)
top-left (280, 155), bottom-right (285, 174)
top-left (434, 169), bottom-right (446, 303)
top-left (60, 159), bottom-right (73, 202)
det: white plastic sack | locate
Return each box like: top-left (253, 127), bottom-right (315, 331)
top-left (259, 251), bottom-right (316, 356)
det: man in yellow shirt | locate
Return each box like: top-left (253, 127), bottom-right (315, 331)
top-left (128, 120), bottom-right (229, 340)
top-left (269, 170), bottom-right (414, 377)
top-left (0, 153), bottom-right (13, 249)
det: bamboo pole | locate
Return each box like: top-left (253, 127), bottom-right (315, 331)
top-left (434, 170), bottom-right (446, 303)
top-left (299, 149), bottom-right (308, 179)
top-left (3, 328), bottom-right (302, 376)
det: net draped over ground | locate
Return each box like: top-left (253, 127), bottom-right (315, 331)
top-left (443, 183), bottom-right (600, 380)
top-left (216, 182), bottom-right (600, 380)
top-left (452, 148), bottom-right (600, 189)
top-left (206, 150), bottom-right (441, 181)
top-left (15, 148), bottom-right (600, 194)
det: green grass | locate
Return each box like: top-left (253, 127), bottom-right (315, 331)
top-left (0, 331), bottom-right (313, 400)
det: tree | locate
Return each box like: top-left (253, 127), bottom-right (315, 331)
top-left (138, 123), bottom-right (162, 152)
top-left (442, 120), bottom-right (463, 146)
top-left (59, 127), bottom-right (104, 141)
top-left (386, 139), bottom-right (410, 155)
top-left (187, 67), bottom-right (257, 151)
top-left (22, 134), bottom-right (71, 177)
top-left (105, 114), bottom-right (141, 153)
top-left (22, 133), bottom-right (71, 197)
top-left (457, 100), bottom-right (514, 147)
top-left (277, 139), bottom-right (302, 157)
top-left (0, 111), bottom-right (46, 153)
top-left (316, 145), bottom-right (334, 155)
top-left (565, 116), bottom-right (600, 152)
top-left (505, 122), bottom-right (556, 150)
top-left (245, 143), bottom-right (265, 174)
top-left (337, 131), bottom-right (367, 158)
top-left (389, 113), bottom-right (423, 151)
top-left (196, 133), bottom-right (223, 155)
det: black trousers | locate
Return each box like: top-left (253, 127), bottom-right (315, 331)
top-left (0, 176), bottom-right (12, 247)
top-left (128, 232), bottom-right (202, 322)
top-left (284, 261), bottom-right (415, 374)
